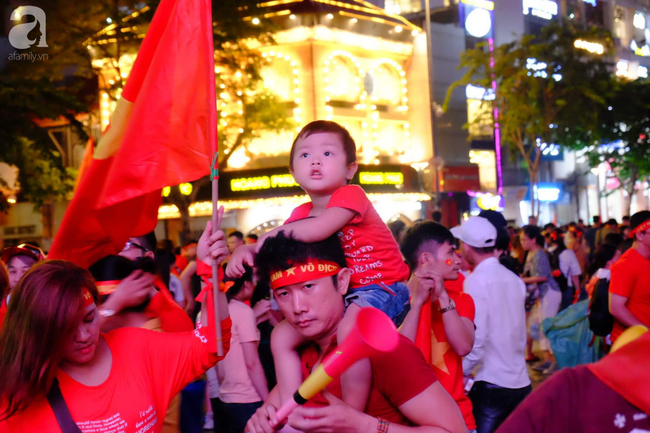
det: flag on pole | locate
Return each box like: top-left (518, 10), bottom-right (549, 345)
top-left (49, 0), bottom-right (217, 268)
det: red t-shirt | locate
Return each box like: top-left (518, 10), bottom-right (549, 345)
top-left (146, 280), bottom-right (194, 333)
top-left (300, 335), bottom-right (438, 425)
top-left (430, 288), bottom-right (476, 430)
top-left (0, 318), bottom-right (232, 433)
top-left (609, 248), bottom-right (650, 342)
top-left (497, 366), bottom-right (650, 433)
top-left (285, 185), bottom-right (410, 288)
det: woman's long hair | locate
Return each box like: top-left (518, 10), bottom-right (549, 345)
top-left (586, 244), bottom-right (619, 281)
top-left (0, 260), bottom-right (99, 420)
top-left (0, 261), bottom-right (8, 302)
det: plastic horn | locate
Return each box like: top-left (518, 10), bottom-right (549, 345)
top-left (272, 307), bottom-right (400, 426)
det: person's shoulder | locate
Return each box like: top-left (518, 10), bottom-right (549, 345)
top-left (371, 334), bottom-right (428, 370)
top-left (331, 184), bottom-right (369, 200)
top-left (450, 289), bottom-right (475, 308)
top-left (613, 248), bottom-right (645, 271)
top-left (286, 202), bottom-right (313, 223)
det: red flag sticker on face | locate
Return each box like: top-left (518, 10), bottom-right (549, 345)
top-left (445, 259), bottom-right (453, 266)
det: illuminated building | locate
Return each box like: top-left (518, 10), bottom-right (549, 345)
top-left (386, 0), bottom-right (650, 225)
top-left (88, 1), bottom-right (434, 238)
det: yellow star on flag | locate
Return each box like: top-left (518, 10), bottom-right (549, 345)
top-left (431, 329), bottom-right (451, 375)
top-left (285, 267), bottom-right (297, 276)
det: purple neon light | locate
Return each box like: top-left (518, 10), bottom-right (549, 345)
top-left (488, 38), bottom-right (504, 195)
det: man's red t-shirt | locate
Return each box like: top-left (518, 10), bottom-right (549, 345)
top-left (300, 334), bottom-right (438, 425)
top-left (285, 185), bottom-right (410, 288)
top-left (430, 288), bottom-right (476, 430)
top-left (609, 248), bottom-right (650, 342)
top-left (0, 319), bottom-right (232, 433)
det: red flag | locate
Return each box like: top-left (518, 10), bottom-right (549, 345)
top-left (73, 137), bottom-right (95, 194)
top-left (49, 0), bottom-right (216, 268)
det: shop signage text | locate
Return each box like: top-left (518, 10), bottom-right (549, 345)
top-left (523, 0), bottom-right (558, 20)
top-left (358, 172), bottom-right (404, 185)
top-left (231, 174), bottom-right (298, 192)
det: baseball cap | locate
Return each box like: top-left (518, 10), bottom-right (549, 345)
top-left (450, 216), bottom-right (497, 248)
top-left (1, 243), bottom-right (45, 263)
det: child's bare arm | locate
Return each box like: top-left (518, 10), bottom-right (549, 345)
top-left (338, 304), bottom-right (372, 411)
top-left (258, 207), bottom-right (356, 248)
top-left (271, 319), bottom-right (309, 405)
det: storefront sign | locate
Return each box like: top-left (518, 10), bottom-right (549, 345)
top-left (231, 174), bottom-right (298, 192)
top-left (190, 164), bottom-right (421, 202)
top-left (359, 172), bottom-right (404, 185)
top-left (523, 0), bottom-right (558, 20)
top-left (535, 183), bottom-right (561, 202)
top-left (465, 8), bottom-right (493, 38)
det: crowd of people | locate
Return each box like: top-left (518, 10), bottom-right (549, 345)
top-left (0, 120), bottom-right (649, 433)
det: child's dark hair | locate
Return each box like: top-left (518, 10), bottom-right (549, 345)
top-left (522, 225), bottom-right (544, 247)
top-left (400, 221), bottom-right (455, 272)
top-left (289, 121), bottom-right (357, 170)
top-left (225, 265), bottom-right (254, 302)
top-left (255, 232), bottom-right (347, 289)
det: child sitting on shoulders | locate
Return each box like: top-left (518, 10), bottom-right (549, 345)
top-left (227, 120), bottom-right (411, 411)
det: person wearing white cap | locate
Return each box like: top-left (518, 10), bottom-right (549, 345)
top-left (451, 217), bottom-right (531, 433)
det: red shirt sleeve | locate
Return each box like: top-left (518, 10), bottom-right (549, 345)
top-left (146, 280), bottom-right (194, 332)
top-left (372, 335), bottom-right (438, 407)
top-left (609, 252), bottom-right (636, 298)
top-left (456, 292), bottom-right (476, 322)
top-left (285, 203), bottom-right (313, 224)
top-left (136, 317), bottom-right (232, 407)
top-left (326, 185), bottom-right (370, 225)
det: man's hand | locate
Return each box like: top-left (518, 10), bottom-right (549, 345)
top-left (288, 391), bottom-right (375, 433)
top-left (197, 206), bottom-right (227, 268)
top-left (414, 267), bottom-right (445, 302)
top-left (225, 244), bottom-right (256, 278)
top-left (245, 404), bottom-right (285, 433)
top-left (105, 270), bottom-right (156, 312)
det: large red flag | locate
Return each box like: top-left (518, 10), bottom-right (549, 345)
top-left (49, 0), bottom-right (217, 268)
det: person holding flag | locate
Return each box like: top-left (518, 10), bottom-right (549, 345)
top-left (0, 215), bottom-right (230, 432)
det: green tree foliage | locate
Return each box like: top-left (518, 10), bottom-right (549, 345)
top-left (444, 23), bottom-right (613, 217)
top-left (580, 78), bottom-right (650, 215)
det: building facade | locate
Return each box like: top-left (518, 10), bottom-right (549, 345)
top-left (377, 0), bottom-right (650, 225)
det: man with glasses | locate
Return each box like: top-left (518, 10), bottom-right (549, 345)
top-left (119, 232), bottom-right (156, 261)
top-left (1, 243), bottom-right (45, 330)
top-left (609, 211), bottom-right (650, 343)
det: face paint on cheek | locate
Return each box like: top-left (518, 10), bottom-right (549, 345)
top-left (445, 259), bottom-right (453, 266)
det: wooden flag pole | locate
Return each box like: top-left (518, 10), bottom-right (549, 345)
top-left (210, 152), bottom-right (224, 356)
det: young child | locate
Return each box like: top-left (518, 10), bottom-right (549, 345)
top-left (226, 120), bottom-right (411, 411)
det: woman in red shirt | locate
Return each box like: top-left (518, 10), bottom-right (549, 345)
top-left (0, 220), bottom-right (230, 433)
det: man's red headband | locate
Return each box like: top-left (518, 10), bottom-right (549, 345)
top-left (270, 259), bottom-right (342, 290)
top-left (630, 220), bottom-right (650, 238)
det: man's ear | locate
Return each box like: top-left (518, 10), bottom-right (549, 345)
top-left (418, 251), bottom-right (434, 269)
top-left (145, 251), bottom-right (155, 260)
top-left (336, 267), bottom-right (351, 296)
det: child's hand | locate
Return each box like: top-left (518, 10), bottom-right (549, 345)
top-left (197, 206), bottom-right (227, 267)
top-left (225, 244), bottom-right (255, 278)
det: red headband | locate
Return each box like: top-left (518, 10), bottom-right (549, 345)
top-left (270, 259), bottom-right (342, 290)
top-left (83, 288), bottom-right (95, 307)
top-left (630, 220), bottom-right (650, 238)
top-left (96, 280), bottom-right (122, 295)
